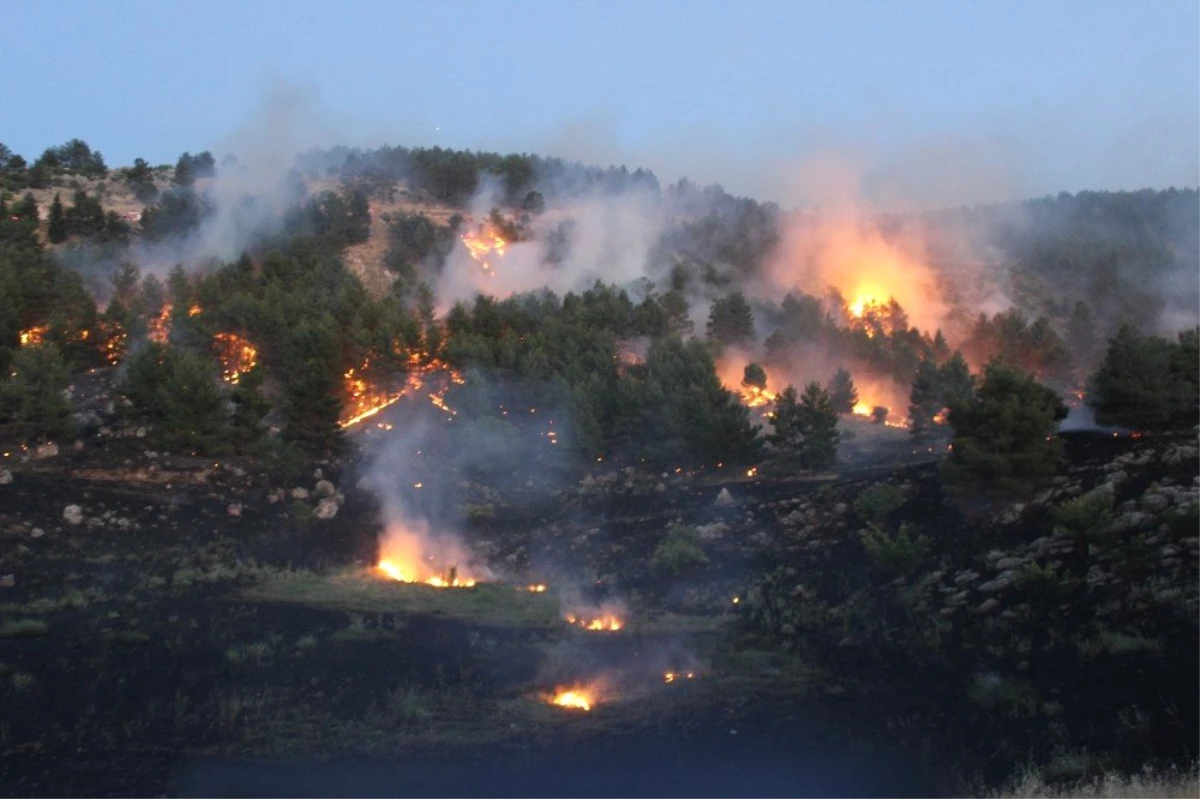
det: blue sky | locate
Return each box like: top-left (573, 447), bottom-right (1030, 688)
top-left (2, 0), bottom-right (1196, 208)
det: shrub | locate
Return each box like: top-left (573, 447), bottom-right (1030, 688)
top-left (649, 522), bottom-right (710, 577)
top-left (859, 522), bottom-right (931, 576)
top-left (854, 484), bottom-right (905, 523)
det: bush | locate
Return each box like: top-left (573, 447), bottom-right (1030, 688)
top-left (859, 523), bottom-right (931, 576)
top-left (649, 522), bottom-right (710, 577)
top-left (854, 484), bottom-right (905, 523)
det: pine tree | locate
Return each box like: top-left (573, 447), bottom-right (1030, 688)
top-left (47, 193), bottom-right (67, 243)
top-left (942, 361), bottom-right (1068, 497)
top-left (768, 382), bottom-right (839, 472)
top-left (1088, 324), bottom-right (1198, 430)
top-left (0, 343), bottom-right (74, 441)
top-left (826, 367), bottom-right (858, 414)
top-left (706, 291), bottom-right (755, 347)
top-left (742, 362), bottom-right (767, 391)
top-left (908, 358), bottom-right (942, 447)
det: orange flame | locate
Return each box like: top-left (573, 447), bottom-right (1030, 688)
top-left (212, 332), bottom-right (258, 384)
top-left (374, 518), bottom-right (489, 589)
top-left (148, 304), bottom-right (172, 344)
top-left (549, 688), bottom-right (593, 711)
top-left (340, 358), bottom-right (464, 428)
top-left (18, 326), bottom-right (48, 346)
top-left (461, 224), bottom-right (508, 276)
top-left (565, 613), bottom-right (624, 632)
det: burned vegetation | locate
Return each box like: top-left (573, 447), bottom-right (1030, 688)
top-left (0, 141), bottom-right (1197, 796)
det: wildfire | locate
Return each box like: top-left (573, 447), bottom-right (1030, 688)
top-left (741, 385), bottom-right (777, 408)
top-left (340, 358), bottom-right (465, 428)
top-left (461, 224), bottom-right (508, 276)
top-left (374, 519), bottom-right (490, 589)
top-left (375, 558), bottom-right (478, 588)
top-left (188, 304), bottom-right (202, 317)
top-left (663, 671), bottom-right (696, 683)
top-left (852, 402), bottom-right (872, 417)
top-left (565, 613), bottom-right (624, 632)
top-left (212, 332), bottom-right (258, 384)
top-left (148, 304), bottom-right (172, 344)
top-left (520, 584), bottom-right (548, 593)
top-left (18, 326), bottom-right (48, 346)
top-left (848, 294), bottom-right (879, 318)
top-left (549, 688), bottom-right (593, 712)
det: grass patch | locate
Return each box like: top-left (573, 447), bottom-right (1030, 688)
top-left (241, 569), bottom-right (563, 629)
top-left (992, 761), bottom-right (1198, 797)
top-left (0, 619), bottom-right (50, 638)
top-left (111, 630), bottom-right (151, 645)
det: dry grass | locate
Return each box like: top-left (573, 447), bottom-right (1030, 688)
top-left (993, 763), bottom-right (1199, 798)
top-left (240, 567), bottom-right (563, 629)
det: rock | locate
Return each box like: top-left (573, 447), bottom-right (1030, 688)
top-left (31, 528), bottom-right (44, 538)
top-left (0, 574), bottom-right (13, 588)
top-left (314, 480), bottom-right (336, 499)
top-left (267, 488), bottom-right (285, 504)
top-left (985, 550), bottom-right (1006, 564)
top-left (135, 426), bottom-right (147, 438)
top-left (291, 487), bottom-right (310, 501)
top-left (994, 557), bottom-right (1025, 571)
top-left (949, 590), bottom-right (971, 606)
top-left (975, 599), bottom-right (1000, 614)
top-left (1112, 511), bottom-right (1153, 533)
top-left (33, 442), bottom-right (59, 459)
top-left (1140, 493), bottom-right (1170, 512)
top-left (978, 574), bottom-right (1012, 593)
top-left (355, 476), bottom-right (375, 493)
top-left (1085, 482), bottom-right (1115, 500)
top-left (954, 570), bottom-right (980, 586)
top-left (1163, 444), bottom-right (1199, 466)
top-left (696, 522), bottom-right (730, 541)
top-left (0, 469), bottom-right (12, 485)
top-left (1107, 470), bottom-right (1128, 485)
top-left (227, 503), bottom-right (243, 518)
top-left (313, 468), bottom-right (324, 480)
top-left (314, 497), bottom-right (339, 520)
top-left (63, 505), bottom-right (84, 526)
top-left (939, 607), bottom-right (956, 618)
top-left (713, 488), bottom-right (736, 507)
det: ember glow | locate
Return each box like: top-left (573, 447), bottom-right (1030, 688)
top-left (212, 333), bottom-right (258, 384)
top-left (565, 612), bottom-right (625, 632)
top-left (19, 326), bottom-right (48, 346)
top-left (461, 224), bottom-right (508, 276)
top-left (549, 688), bottom-right (593, 711)
top-left (148, 304), bottom-right (173, 344)
top-left (340, 358), bottom-right (464, 428)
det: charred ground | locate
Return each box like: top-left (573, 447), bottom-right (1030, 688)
top-left (1, 416), bottom-right (1196, 796)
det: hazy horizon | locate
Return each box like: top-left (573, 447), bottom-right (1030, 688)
top-left (3, 0), bottom-right (1197, 211)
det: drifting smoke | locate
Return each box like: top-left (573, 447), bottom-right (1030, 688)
top-left (367, 417), bottom-right (495, 586)
top-left (435, 184), bottom-right (664, 311)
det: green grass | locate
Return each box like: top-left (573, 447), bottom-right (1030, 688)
top-left (240, 569), bottom-right (563, 629)
top-left (0, 619), bottom-right (50, 638)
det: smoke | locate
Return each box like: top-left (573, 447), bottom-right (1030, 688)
top-left (435, 183), bottom-right (665, 310)
top-left (129, 80), bottom-right (346, 276)
top-left (366, 415), bottom-right (495, 585)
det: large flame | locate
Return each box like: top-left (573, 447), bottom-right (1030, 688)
top-left (549, 688), bottom-right (594, 711)
top-left (374, 515), bottom-right (491, 589)
top-left (768, 213), bottom-right (948, 336)
top-left (460, 224), bottom-right (508, 276)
